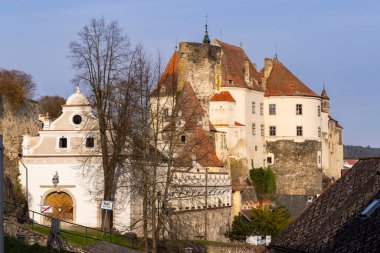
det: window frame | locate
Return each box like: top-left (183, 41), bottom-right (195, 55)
top-left (296, 104), bottom-right (303, 115)
top-left (86, 137), bottom-right (95, 148)
top-left (269, 104), bottom-right (276, 115)
top-left (296, 126), bottom-right (303, 136)
top-left (252, 101), bottom-right (256, 114)
top-left (59, 137), bottom-right (68, 148)
top-left (269, 126), bottom-right (276, 136)
top-left (260, 103), bottom-right (264, 115)
top-left (252, 123), bottom-right (256, 135)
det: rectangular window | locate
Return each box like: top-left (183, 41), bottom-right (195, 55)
top-left (318, 106), bottom-right (321, 117)
top-left (261, 124), bottom-right (264, 136)
top-left (297, 126), bottom-right (303, 136)
top-left (252, 123), bottom-right (256, 135)
top-left (59, 137), bottom-right (67, 148)
top-left (269, 126), bottom-right (276, 136)
top-left (86, 137), bottom-right (95, 148)
top-left (318, 127), bottom-right (321, 137)
top-left (296, 104), bottom-right (303, 115)
top-left (252, 102), bottom-right (256, 114)
top-left (267, 157), bottom-right (272, 164)
top-left (260, 103), bottom-right (264, 115)
top-left (181, 135), bottom-right (186, 143)
top-left (163, 108), bottom-right (169, 117)
top-left (269, 104), bottom-right (276, 115)
top-left (255, 146), bottom-right (258, 151)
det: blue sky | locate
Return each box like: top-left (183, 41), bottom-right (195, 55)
top-left (1, 0), bottom-right (379, 146)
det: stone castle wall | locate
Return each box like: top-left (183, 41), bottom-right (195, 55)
top-left (0, 97), bottom-right (40, 203)
top-left (266, 140), bottom-right (323, 195)
top-left (178, 42), bottom-right (221, 112)
top-left (173, 206), bottom-right (232, 242)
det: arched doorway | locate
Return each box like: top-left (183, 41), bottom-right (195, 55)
top-left (44, 191), bottom-right (74, 221)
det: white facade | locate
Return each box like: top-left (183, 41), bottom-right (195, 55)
top-left (264, 96), bottom-right (322, 141)
top-left (19, 87), bottom-right (131, 230)
top-left (210, 87), bottom-right (265, 169)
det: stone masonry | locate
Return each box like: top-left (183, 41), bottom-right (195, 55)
top-left (266, 140), bottom-right (323, 195)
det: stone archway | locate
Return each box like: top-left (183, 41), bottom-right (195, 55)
top-left (44, 191), bottom-right (74, 221)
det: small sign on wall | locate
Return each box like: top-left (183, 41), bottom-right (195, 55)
top-left (41, 205), bottom-right (54, 214)
top-left (100, 200), bottom-right (114, 211)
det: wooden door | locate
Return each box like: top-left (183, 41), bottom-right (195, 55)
top-left (44, 192), bottom-right (74, 221)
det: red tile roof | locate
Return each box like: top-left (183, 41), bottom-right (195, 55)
top-left (264, 58), bottom-right (320, 98)
top-left (150, 51), bottom-right (178, 97)
top-left (162, 82), bottom-right (222, 168)
top-left (210, 91), bottom-right (236, 102)
top-left (235, 122), bottom-right (245, 126)
top-left (214, 40), bottom-right (263, 92)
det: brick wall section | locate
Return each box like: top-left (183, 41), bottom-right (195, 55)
top-left (266, 140), bottom-right (323, 195)
top-left (207, 245), bottom-right (269, 253)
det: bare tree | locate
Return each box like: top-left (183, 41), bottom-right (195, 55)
top-left (69, 18), bottom-right (135, 231)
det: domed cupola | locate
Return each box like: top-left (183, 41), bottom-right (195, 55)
top-left (66, 86), bottom-right (90, 106)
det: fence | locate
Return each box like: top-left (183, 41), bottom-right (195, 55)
top-left (3, 200), bottom-right (137, 249)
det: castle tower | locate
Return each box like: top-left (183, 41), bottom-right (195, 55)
top-left (321, 86), bottom-right (330, 114)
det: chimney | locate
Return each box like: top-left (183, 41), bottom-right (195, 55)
top-left (260, 58), bottom-right (273, 90)
top-left (264, 58), bottom-right (273, 79)
top-left (244, 60), bottom-right (250, 84)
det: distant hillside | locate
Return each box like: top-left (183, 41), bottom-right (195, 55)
top-left (344, 145), bottom-right (380, 159)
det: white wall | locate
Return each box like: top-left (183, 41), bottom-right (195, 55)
top-left (19, 161), bottom-right (99, 227)
top-left (264, 96), bottom-right (322, 141)
top-left (209, 101), bottom-right (235, 126)
top-left (220, 87), bottom-right (265, 168)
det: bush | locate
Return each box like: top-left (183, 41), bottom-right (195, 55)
top-left (225, 207), bottom-right (292, 242)
top-left (250, 167), bottom-right (276, 201)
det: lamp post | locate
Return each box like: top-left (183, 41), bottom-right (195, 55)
top-left (18, 154), bottom-right (29, 206)
top-left (52, 172), bottom-right (59, 187)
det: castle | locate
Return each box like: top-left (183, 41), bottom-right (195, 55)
top-left (19, 33), bottom-right (343, 242)
top-left (151, 35), bottom-right (343, 215)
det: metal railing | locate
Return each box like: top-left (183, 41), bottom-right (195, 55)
top-left (3, 201), bottom-right (137, 249)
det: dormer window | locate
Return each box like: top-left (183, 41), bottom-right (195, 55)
top-left (181, 135), bottom-right (186, 143)
top-left (360, 199), bottom-right (380, 219)
top-left (86, 137), bottom-right (95, 148)
top-left (73, 115), bottom-right (82, 125)
top-left (59, 137), bottom-right (67, 148)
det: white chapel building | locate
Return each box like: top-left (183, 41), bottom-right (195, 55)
top-left (19, 87), bottom-right (131, 230)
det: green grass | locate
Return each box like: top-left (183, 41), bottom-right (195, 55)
top-left (5, 235), bottom-right (74, 253)
top-left (24, 222), bottom-right (141, 250)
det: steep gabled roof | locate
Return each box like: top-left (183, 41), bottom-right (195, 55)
top-left (270, 158), bottom-right (380, 253)
top-left (163, 82), bottom-right (222, 168)
top-left (214, 40), bottom-right (263, 91)
top-left (150, 51), bottom-right (178, 97)
top-left (321, 86), bottom-right (330, 100)
top-left (264, 58), bottom-right (320, 98)
top-left (210, 91), bottom-right (236, 102)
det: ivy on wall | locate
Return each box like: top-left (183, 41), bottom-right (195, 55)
top-left (250, 167), bottom-right (276, 201)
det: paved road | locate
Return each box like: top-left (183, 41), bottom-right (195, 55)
top-left (83, 241), bottom-right (140, 253)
